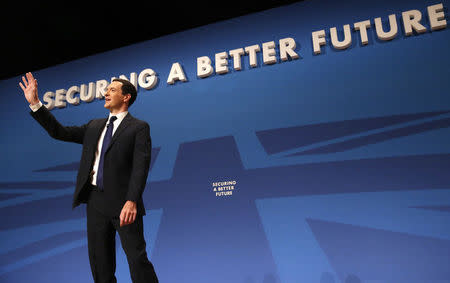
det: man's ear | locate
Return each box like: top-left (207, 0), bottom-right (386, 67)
top-left (123, 94), bottom-right (131, 103)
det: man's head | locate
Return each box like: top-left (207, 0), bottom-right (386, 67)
top-left (104, 79), bottom-right (137, 113)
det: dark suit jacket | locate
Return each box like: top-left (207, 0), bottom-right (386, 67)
top-left (31, 106), bottom-right (151, 216)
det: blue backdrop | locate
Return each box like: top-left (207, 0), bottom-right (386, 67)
top-left (1, 0), bottom-right (449, 282)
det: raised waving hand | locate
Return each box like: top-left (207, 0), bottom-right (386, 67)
top-left (19, 72), bottom-right (40, 105)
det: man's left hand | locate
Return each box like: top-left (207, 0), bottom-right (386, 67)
top-left (120, 201), bottom-right (137, 227)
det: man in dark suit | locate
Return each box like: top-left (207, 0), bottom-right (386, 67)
top-left (19, 72), bottom-right (159, 283)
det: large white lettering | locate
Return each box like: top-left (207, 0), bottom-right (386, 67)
top-left (167, 63), bottom-right (187, 84)
top-left (312, 3), bottom-right (446, 54)
top-left (40, 3), bottom-right (446, 111)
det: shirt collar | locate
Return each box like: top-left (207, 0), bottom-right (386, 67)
top-left (108, 111), bottom-right (128, 124)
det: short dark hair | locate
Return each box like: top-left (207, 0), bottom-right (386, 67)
top-left (112, 78), bottom-right (137, 107)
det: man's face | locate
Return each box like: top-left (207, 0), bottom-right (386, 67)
top-left (104, 81), bottom-right (129, 111)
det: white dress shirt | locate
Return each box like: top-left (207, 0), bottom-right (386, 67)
top-left (30, 101), bottom-right (128, 186)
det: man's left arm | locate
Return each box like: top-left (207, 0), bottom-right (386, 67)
top-left (120, 123), bottom-right (151, 227)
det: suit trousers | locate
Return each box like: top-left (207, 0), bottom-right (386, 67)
top-left (86, 187), bottom-right (158, 283)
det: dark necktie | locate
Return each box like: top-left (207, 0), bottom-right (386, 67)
top-left (96, 116), bottom-right (117, 191)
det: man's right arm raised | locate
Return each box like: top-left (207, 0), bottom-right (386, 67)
top-left (19, 72), bottom-right (88, 144)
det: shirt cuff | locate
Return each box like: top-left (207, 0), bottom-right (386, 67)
top-left (29, 101), bottom-right (43, 112)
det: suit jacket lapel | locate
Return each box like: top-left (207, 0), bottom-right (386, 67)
top-left (94, 118), bottom-right (108, 145)
top-left (106, 113), bottom-right (133, 152)
top-left (82, 118), bottom-right (106, 162)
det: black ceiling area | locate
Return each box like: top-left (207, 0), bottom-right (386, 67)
top-left (2, 1), bottom-right (303, 81)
